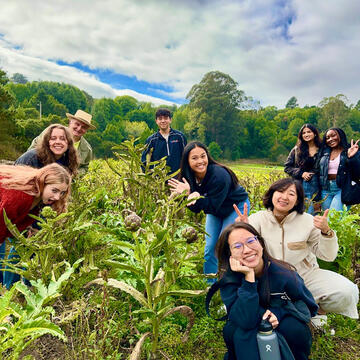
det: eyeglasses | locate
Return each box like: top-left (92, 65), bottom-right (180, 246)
top-left (230, 236), bottom-right (259, 253)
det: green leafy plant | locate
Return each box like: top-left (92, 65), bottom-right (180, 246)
top-left (0, 260), bottom-right (80, 359)
top-left (3, 203), bottom-right (98, 285)
top-left (327, 209), bottom-right (360, 279)
top-left (87, 139), bottom-right (206, 359)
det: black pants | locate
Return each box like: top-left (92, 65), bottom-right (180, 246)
top-left (223, 316), bottom-right (312, 360)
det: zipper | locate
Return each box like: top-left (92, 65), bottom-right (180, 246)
top-left (166, 138), bottom-right (170, 156)
top-left (280, 223), bottom-right (285, 261)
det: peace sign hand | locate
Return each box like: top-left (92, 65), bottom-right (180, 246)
top-left (233, 203), bottom-right (249, 223)
top-left (347, 139), bottom-right (359, 158)
top-left (313, 209), bottom-right (331, 234)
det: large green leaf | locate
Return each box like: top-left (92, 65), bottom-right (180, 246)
top-left (86, 278), bottom-right (148, 307)
top-left (105, 260), bottom-right (143, 276)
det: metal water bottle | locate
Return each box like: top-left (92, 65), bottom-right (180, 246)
top-left (256, 318), bottom-right (281, 360)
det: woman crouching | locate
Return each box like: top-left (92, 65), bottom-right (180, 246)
top-left (216, 222), bottom-right (318, 360)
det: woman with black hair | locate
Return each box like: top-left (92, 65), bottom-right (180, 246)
top-left (284, 124), bottom-right (321, 214)
top-left (234, 178), bottom-right (359, 325)
top-left (215, 222), bottom-right (317, 360)
top-left (168, 141), bottom-right (249, 282)
top-left (318, 127), bottom-right (360, 210)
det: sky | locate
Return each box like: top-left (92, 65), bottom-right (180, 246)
top-left (0, 0), bottom-right (360, 108)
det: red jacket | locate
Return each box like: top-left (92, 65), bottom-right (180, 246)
top-left (0, 185), bottom-right (38, 244)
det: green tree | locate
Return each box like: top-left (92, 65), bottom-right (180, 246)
top-left (103, 121), bottom-right (125, 143)
top-left (348, 109), bottom-right (360, 132)
top-left (318, 94), bottom-right (350, 130)
top-left (10, 72), bottom-right (28, 84)
top-left (115, 95), bottom-right (139, 116)
top-left (186, 71), bottom-right (246, 154)
top-left (208, 141), bottom-right (222, 160)
top-left (183, 107), bottom-right (206, 143)
top-left (92, 98), bottom-right (122, 132)
top-left (172, 105), bottom-right (188, 133)
top-left (0, 69), bottom-right (19, 159)
top-left (286, 96), bottom-right (299, 109)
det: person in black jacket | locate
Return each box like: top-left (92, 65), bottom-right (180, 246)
top-left (141, 108), bottom-right (187, 175)
top-left (168, 141), bottom-right (249, 283)
top-left (215, 222), bottom-right (318, 360)
top-left (318, 128), bottom-right (360, 210)
top-left (284, 124), bottom-right (321, 214)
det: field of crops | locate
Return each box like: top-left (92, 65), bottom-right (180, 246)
top-left (1, 141), bottom-right (359, 359)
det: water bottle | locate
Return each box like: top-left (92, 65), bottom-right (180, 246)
top-left (256, 318), bottom-right (281, 360)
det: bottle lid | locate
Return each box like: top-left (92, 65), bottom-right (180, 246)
top-left (259, 318), bottom-right (273, 333)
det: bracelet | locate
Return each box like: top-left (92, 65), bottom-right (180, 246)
top-left (321, 229), bottom-right (333, 237)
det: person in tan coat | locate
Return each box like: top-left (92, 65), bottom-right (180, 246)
top-left (234, 178), bottom-right (359, 326)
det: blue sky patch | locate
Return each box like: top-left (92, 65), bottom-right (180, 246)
top-left (55, 60), bottom-right (185, 103)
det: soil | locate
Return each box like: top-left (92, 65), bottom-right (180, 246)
top-left (19, 335), bottom-right (66, 360)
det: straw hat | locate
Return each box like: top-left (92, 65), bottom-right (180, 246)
top-left (66, 110), bottom-right (96, 129)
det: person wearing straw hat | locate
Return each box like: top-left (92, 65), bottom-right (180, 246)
top-left (28, 110), bottom-right (95, 174)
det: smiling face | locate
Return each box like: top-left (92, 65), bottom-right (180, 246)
top-left (302, 127), bottom-right (315, 142)
top-left (188, 146), bottom-right (208, 179)
top-left (272, 184), bottom-right (298, 216)
top-left (228, 228), bottom-right (264, 272)
top-left (325, 129), bottom-right (340, 148)
top-left (156, 115), bottom-right (172, 134)
top-left (68, 119), bottom-right (89, 141)
top-left (42, 182), bottom-right (68, 206)
top-left (49, 128), bottom-right (68, 159)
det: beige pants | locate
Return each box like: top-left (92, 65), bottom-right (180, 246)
top-left (301, 268), bottom-right (359, 319)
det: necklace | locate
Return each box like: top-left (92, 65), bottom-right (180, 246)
top-left (330, 149), bottom-right (341, 160)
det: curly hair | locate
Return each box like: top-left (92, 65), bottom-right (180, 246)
top-left (36, 124), bottom-right (79, 176)
top-left (0, 163), bottom-right (71, 214)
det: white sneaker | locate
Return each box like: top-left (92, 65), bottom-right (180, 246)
top-left (310, 314), bottom-right (328, 329)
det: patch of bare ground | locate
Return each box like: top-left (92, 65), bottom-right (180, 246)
top-left (19, 334), bottom-right (66, 360)
top-left (334, 336), bottom-right (360, 358)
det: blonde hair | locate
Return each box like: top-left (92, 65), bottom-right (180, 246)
top-left (36, 124), bottom-right (79, 176)
top-left (0, 163), bottom-right (71, 214)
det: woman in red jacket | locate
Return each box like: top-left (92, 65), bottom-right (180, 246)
top-left (0, 163), bottom-right (71, 285)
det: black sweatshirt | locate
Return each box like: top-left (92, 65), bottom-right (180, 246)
top-left (188, 164), bottom-right (248, 218)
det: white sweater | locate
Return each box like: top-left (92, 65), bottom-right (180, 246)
top-left (249, 210), bottom-right (338, 277)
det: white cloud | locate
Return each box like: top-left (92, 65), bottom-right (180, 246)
top-left (0, 39), bottom-right (175, 106)
top-left (0, 0), bottom-right (360, 107)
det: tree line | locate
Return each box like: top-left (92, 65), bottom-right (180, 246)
top-left (1, 69), bottom-right (360, 161)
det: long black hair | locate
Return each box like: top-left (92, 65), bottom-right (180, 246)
top-left (321, 127), bottom-right (349, 153)
top-left (215, 222), bottom-right (295, 307)
top-left (295, 124), bottom-right (321, 165)
top-left (179, 141), bottom-right (239, 190)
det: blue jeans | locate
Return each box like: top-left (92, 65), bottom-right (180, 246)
top-left (204, 198), bottom-right (250, 283)
top-left (0, 239), bottom-right (22, 289)
top-left (302, 175), bottom-right (320, 215)
top-left (321, 180), bottom-right (349, 212)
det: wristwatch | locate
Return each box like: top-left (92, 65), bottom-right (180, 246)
top-left (321, 228), bottom-right (333, 236)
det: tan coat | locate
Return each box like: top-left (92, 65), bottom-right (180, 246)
top-left (248, 210), bottom-right (338, 278)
